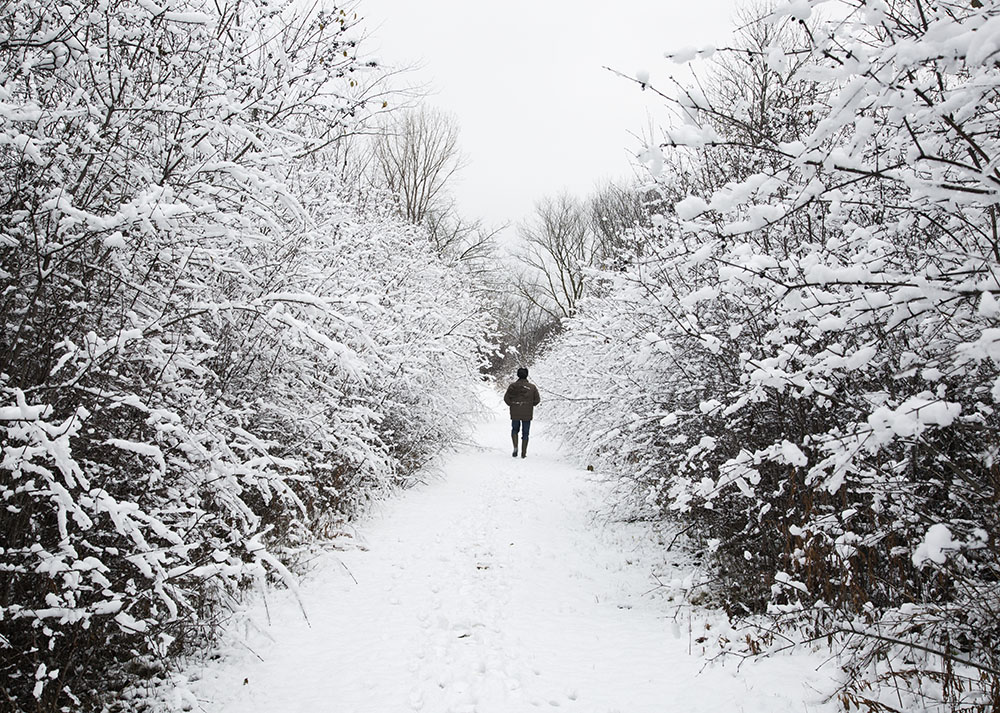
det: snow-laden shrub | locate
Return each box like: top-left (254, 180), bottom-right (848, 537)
top-left (0, 0), bottom-right (491, 709)
top-left (538, 0), bottom-right (1000, 709)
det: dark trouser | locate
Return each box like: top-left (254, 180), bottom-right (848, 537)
top-left (511, 420), bottom-right (531, 439)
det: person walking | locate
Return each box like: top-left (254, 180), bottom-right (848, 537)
top-left (504, 367), bottom-right (540, 458)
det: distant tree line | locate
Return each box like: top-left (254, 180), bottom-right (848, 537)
top-left (482, 181), bottom-right (656, 376)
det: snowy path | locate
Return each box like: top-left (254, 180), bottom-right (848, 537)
top-left (180, 405), bottom-right (837, 713)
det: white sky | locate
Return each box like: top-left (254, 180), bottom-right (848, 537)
top-left (357, 0), bottom-right (741, 233)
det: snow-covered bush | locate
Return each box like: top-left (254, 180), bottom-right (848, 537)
top-left (538, 0), bottom-right (1000, 708)
top-left (0, 0), bottom-right (491, 709)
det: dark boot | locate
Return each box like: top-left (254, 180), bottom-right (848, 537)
top-left (511, 433), bottom-right (518, 457)
top-left (521, 438), bottom-right (528, 459)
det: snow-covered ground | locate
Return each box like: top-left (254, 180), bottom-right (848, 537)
top-left (164, 400), bottom-right (840, 713)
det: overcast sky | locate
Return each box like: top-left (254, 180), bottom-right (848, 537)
top-left (357, 0), bottom-right (741, 234)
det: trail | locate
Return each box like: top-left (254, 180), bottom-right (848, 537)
top-left (176, 402), bottom-right (837, 713)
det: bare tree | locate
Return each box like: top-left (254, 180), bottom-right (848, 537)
top-left (368, 105), bottom-right (504, 268)
top-left (514, 184), bottom-right (652, 320)
top-left (371, 106), bottom-right (465, 225)
top-left (515, 193), bottom-right (595, 320)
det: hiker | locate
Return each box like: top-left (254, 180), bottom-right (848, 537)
top-left (504, 367), bottom-right (541, 459)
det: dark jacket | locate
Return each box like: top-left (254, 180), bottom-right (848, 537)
top-left (504, 378), bottom-right (540, 421)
